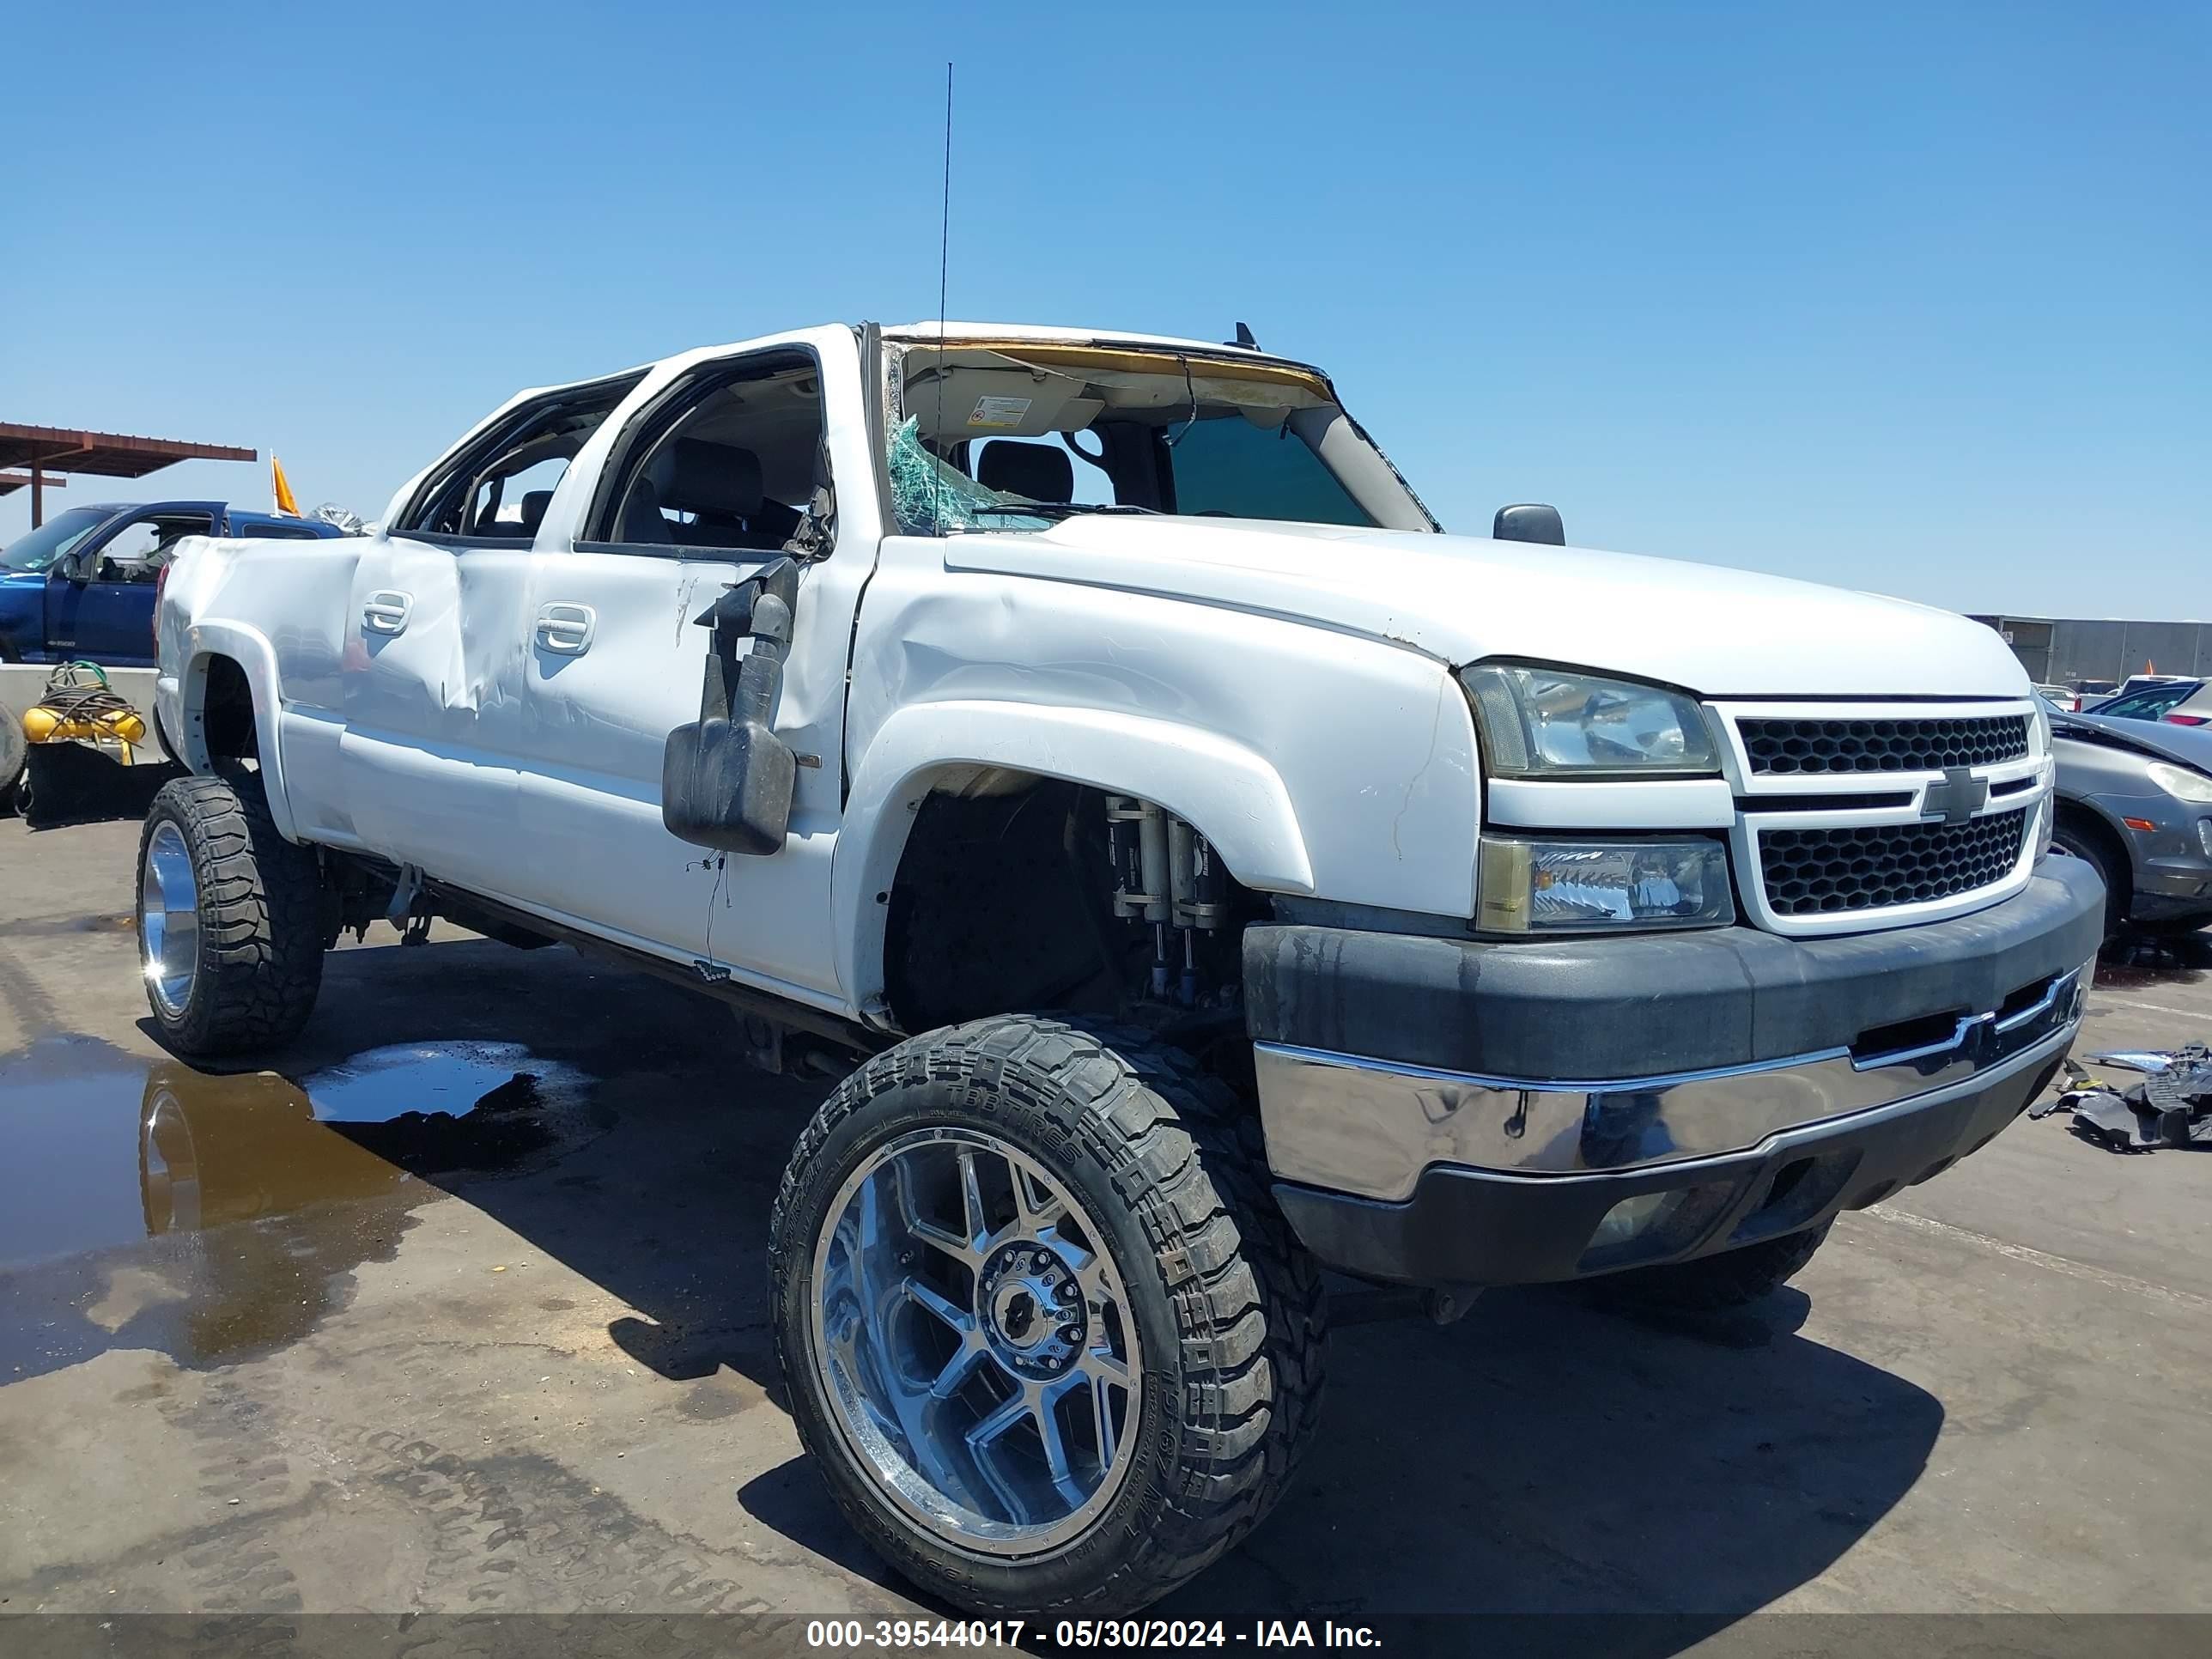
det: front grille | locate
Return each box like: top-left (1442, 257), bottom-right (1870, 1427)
top-left (1739, 714), bottom-right (2029, 776)
top-left (1759, 808), bottom-right (2028, 918)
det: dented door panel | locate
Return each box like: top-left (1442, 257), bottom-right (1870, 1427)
top-left (508, 550), bottom-right (747, 956)
top-left (484, 325), bottom-right (884, 1005)
top-left (337, 537), bottom-right (532, 898)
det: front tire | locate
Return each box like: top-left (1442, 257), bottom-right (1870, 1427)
top-left (137, 773), bottom-right (325, 1056)
top-left (2051, 822), bottom-right (2126, 936)
top-left (769, 1015), bottom-right (1326, 1616)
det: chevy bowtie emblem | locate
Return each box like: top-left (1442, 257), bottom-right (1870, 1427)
top-left (1923, 766), bottom-right (1990, 826)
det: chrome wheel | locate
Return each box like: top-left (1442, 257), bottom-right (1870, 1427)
top-left (140, 819), bottom-right (200, 1018)
top-left (810, 1126), bottom-right (1143, 1555)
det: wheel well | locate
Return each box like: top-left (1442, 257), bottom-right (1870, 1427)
top-left (880, 772), bottom-right (1260, 1036)
top-left (884, 776), bottom-right (1124, 1034)
top-left (198, 654), bottom-right (258, 763)
top-left (2053, 800), bottom-right (2130, 908)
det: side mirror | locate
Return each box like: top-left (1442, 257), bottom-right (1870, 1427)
top-left (1492, 504), bottom-right (1565, 546)
top-left (663, 697), bottom-right (796, 856)
top-left (662, 562), bottom-right (799, 856)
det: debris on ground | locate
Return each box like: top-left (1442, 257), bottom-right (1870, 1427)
top-left (2033, 1050), bottom-right (2212, 1152)
top-left (2088, 1049), bottom-right (2179, 1074)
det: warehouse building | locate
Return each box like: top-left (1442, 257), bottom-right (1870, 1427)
top-left (1970, 614), bottom-right (2212, 688)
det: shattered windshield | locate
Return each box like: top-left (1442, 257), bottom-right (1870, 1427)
top-left (886, 342), bottom-right (1435, 537)
top-left (886, 417), bottom-right (1052, 532)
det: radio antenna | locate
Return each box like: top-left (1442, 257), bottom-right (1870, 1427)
top-left (933, 60), bottom-right (953, 535)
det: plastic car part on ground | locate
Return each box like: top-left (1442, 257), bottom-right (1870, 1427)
top-left (2031, 1051), bottom-right (2212, 1152)
top-left (2087, 1049), bottom-right (2179, 1073)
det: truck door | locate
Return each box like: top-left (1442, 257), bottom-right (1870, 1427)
top-left (49, 507), bottom-right (217, 666)
top-left (337, 378), bottom-right (640, 899)
top-left (505, 327), bottom-right (882, 1004)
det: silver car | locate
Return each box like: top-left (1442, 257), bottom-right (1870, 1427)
top-left (2083, 677), bottom-right (2212, 727)
top-left (2041, 694), bottom-right (2212, 935)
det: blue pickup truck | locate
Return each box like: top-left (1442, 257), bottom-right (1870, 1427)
top-left (1, 501), bottom-right (341, 667)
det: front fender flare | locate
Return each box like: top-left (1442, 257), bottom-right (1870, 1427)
top-left (833, 699), bottom-right (1313, 1015)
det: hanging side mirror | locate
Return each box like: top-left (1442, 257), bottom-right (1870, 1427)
top-left (662, 560), bottom-right (799, 855)
top-left (1492, 504), bottom-right (1565, 546)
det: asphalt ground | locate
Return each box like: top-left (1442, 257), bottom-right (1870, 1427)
top-left (3, 784), bottom-right (2209, 1652)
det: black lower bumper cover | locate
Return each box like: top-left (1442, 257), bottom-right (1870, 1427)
top-left (1273, 1038), bottom-right (2069, 1287)
top-left (1249, 858), bottom-right (2104, 1287)
top-left (1244, 857), bottom-right (2104, 1079)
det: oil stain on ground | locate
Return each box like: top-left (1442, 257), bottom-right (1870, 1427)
top-left (0, 1035), bottom-right (601, 1382)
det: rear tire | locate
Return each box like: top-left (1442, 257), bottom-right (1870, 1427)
top-left (1593, 1221), bottom-right (1832, 1312)
top-left (137, 773), bottom-right (325, 1056)
top-left (769, 1014), bottom-right (1326, 1616)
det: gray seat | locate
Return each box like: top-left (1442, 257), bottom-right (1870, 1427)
top-left (976, 441), bottom-right (1073, 503)
top-left (663, 438), bottom-right (800, 550)
top-left (617, 478), bottom-right (672, 544)
top-left (666, 438), bottom-right (763, 520)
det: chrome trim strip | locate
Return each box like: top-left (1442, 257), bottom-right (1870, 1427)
top-left (1347, 1019), bottom-right (2082, 1200)
top-left (1996, 969), bottom-right (2074, 1034)
top-left (1848, 966), bottom-right (2081, 1073)
top-left (1254, 964), bottom-right (2087, 1200)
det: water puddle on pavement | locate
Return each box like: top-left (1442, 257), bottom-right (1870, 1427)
top-left (0, 1035), bottom-right (601, 1379)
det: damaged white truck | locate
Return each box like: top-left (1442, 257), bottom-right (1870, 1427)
top-left (140, 321), bottom-right (2105, 1614)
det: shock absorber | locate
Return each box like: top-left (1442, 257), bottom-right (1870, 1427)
top-left (1104, 797), bottom-right (1171, 997)
top-left (1170, 822), bottom-right (1230, 1006)
top-left (1168, 817), bottom-right (1197, 1006)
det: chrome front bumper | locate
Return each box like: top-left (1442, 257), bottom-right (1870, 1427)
top-left (1255, 961), bottom-right (2091, 1202)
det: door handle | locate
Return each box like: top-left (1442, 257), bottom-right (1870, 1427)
top-left (362, 591), bottom-right (412, 635)
top-left (536, 602), bottom-right (596, 655)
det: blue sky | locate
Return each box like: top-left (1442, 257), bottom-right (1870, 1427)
top-left (3, 2), bottom-right (2203, 617)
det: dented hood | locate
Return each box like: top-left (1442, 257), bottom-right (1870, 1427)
top-left (941, 517), bottom-right (2028, 698)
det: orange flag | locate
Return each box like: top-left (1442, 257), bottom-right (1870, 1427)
top-left (272, 456), bottom-right (301, 516)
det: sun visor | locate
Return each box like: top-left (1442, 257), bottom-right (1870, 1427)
top-left (908, 365), bottom-right (1103, 441)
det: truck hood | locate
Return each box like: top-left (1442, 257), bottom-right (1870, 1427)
top-left (941, 518), bottom-right (2028, 699)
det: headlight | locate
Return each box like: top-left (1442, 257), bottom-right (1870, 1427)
top-left (1477, 835), bottom-right (1735, 933)
top-left (2147, 761), bottom-right (2212, 805)
top-left (1461, 665), bottom-right (1717, 777)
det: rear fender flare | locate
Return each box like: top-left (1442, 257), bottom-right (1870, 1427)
top-left (181, 623), bottom-right (299, 841)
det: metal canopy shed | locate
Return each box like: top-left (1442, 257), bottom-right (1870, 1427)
top-left (0, 422), bottom-right (258, 526)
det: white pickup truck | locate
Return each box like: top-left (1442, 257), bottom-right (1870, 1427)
top-left (142, 320), bottom-right (2104, 1615)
